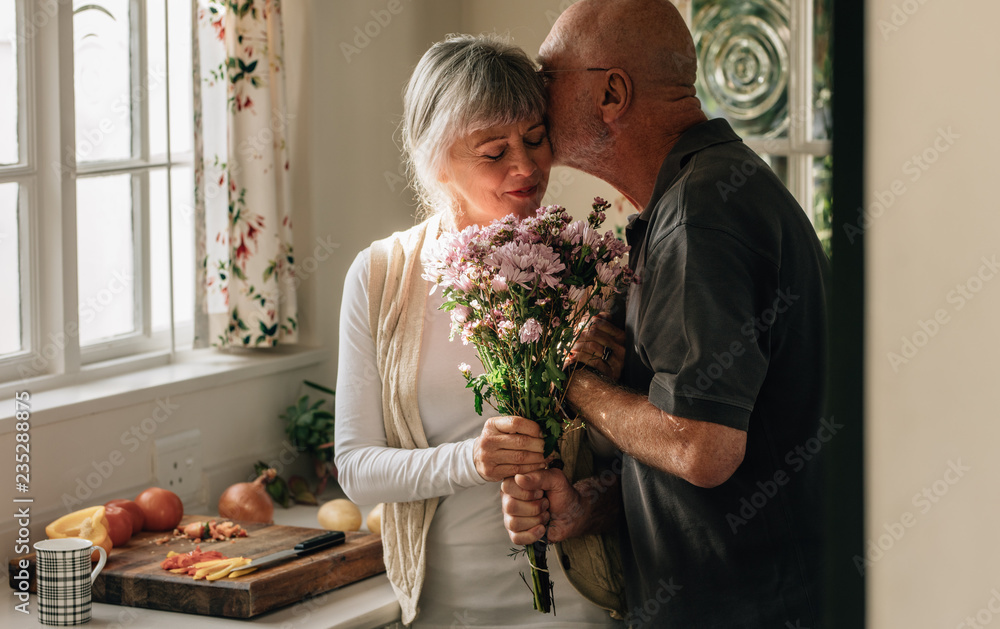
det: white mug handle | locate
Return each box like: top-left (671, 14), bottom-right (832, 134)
top-left (90, 545), bottom-right (107, 584)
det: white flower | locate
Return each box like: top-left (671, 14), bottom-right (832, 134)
top-left (458, 363), bottom-right (472, 376)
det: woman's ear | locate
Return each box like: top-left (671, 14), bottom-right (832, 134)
top-left (599, 69), bottom-right (632, 124)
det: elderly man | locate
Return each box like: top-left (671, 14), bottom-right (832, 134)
top-left (501, 0), bottom-right (829, 626)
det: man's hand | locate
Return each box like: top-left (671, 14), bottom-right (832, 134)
top-left (566, 313), bottom-right (627, 381)
top-left (500, 469), bottom-right (584, 544)
top-left (473, 416), bottom-right (547, 482)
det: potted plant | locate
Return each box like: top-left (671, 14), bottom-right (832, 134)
top-left (280, 380), bottom-right (337, 495)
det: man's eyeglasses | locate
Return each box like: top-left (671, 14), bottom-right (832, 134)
top-left (537, 67), bottom-right (611, 83)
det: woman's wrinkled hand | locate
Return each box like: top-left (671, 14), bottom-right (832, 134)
top-left (473, 416), bottom-right (548, 482)
top-left (565, 312), bottom-right (626, 381)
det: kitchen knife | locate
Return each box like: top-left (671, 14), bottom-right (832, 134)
top-left (245, 530), bottom-right (346, 570)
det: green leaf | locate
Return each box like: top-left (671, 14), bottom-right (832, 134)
top-left (545, 354), bottom-right (566, 385)
top-left (304, 380), bottom-right (335, 396)
top-left (263, 261), bottom-right (276, 282)
top-left (473, 390), bottom-right (483, 416)
top-left (74, 4), bottom-right (116, 19)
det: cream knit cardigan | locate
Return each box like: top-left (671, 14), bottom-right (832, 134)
top-left (366, 214), bottom-right (624, 625)
top-left (366, 215), bottom-right (441, 625)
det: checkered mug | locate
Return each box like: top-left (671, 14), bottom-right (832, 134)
top-left (33, 538), bottom-right (108, 626)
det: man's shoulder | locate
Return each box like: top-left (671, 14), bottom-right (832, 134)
top-left (675, 141), bottom-right (790, 214)
top-left (644, 142), bottom-right (806, 262)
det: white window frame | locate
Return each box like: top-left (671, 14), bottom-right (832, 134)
top-left (0, 0), bottom-right (44, 386)
top-left (0, 0), bottom-right (191, 395)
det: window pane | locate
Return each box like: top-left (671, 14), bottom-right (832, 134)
top-left (147, 0), bottom-right (193, 160)
top-left (168, 0), bottom-right (193, 155)
top-left (0, 2), bottom-right (18, 164)
top-left (74, 0), bottom-right (132, 163)
top-left (814, 155), bottom-right (832, 257)
top-left (171, 166), bottom-right (194, 329)
top-left (147, 0), bottom-right (168, 158)
top-left (150, 166), bottom-right (194, 342)
top-left (0, 183), bottom-right (21, 355)
top-left (77, 174), bottom-right (135, 344)
top-left (814, 0), bottom-right (833, 140)
top-left (150, 168), bottom-right (170, 331)
top-left (692, 0), bottom-right (790, 139)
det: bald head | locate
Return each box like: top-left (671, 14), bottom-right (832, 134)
top-left (539, 0), bottom-right (707, 208)
top-left (542, 0), bottom-right (697, 91)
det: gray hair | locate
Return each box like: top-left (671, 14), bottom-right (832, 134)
top-left (401, 34), bottom-right (546, 216)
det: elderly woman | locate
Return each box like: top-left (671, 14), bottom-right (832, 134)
top-left (334, 35), bottom-right (622, 627)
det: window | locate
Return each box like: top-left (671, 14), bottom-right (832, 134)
top-left (687, 0), bottom-right (833, 255)
top-left (0, 0), bottom-right (194, 387)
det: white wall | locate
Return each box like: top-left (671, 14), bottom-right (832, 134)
top-left (866, 1), bottom-right (1000, 626)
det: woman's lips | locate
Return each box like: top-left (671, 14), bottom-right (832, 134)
top-left (507, 184), bottom-right (539, 199)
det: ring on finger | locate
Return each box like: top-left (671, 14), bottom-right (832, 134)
top-left (601, 346), bottom-right (612, 363)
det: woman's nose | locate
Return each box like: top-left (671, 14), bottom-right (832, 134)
top-left (509, 144), bottom-right (538, 177)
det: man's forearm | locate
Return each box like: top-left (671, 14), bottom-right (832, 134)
top-left (566, 368), bottom-right (746, 488)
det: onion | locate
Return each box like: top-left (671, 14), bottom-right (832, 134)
top-left (218, 469), bottom-right (276, 524)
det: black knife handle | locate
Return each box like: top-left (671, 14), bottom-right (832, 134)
top-left (295, 531), bottom-right (346, 553)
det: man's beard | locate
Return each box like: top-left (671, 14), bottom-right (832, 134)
top-left (550, 114), bottom-right (610, 175)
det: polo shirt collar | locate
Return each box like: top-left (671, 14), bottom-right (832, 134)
top-left (638, 118), bottom-right (743, 221)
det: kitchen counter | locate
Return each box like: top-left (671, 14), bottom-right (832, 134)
top-left (3, 496), bottom-right (401, 629)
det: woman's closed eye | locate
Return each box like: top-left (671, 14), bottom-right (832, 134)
top-left (483, 135), bottom-right (547, 160)
top-left (484, 148), bottom-right (506, 161)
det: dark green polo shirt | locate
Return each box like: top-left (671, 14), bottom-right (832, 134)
top-left (620, 119), bottom-right (829, 628)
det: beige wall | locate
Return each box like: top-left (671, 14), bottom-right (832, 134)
top-left (4, 0), bottom-right (616, 561)
top-left (294, 0), bottom-right (616, 388)
top-left (866, 0), bottom-right (1000, 626)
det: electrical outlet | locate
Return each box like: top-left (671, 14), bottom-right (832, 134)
top-left (153, 429), bottom-right (203, 500)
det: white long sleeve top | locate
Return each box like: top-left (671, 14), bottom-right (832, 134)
top-left (334, 248), bottom-right (617, 629)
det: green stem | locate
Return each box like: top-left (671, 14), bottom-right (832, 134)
top-left (525, 541), bottom-right (551, 613)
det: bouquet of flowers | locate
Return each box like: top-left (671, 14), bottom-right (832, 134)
top-left (422, 199), bottom-right (633, 613)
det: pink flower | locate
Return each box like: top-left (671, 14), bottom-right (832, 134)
top-left (567, 285), bottom-right (588, 303)
top-left (454, 273), bottom-right (476, 293)
top-left (519, 318), bottom-right (542, 343)
top-left (460, 321), bottom-right (480, 345)
top-left (487, 242), bottom-right (566, 289)
top-left (596, 261), bottom-right (619, 285)
top-left (491, 275), bottom-right (509, 292)
top-left (453, 305), bottom-right (472, 323)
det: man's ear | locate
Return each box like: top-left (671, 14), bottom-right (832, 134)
top-left (599, 69), bottom-right (632, 124)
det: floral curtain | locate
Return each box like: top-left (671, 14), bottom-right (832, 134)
top-left (192, 0), bottom-right (297, 348)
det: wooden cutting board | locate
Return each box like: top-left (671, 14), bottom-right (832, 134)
top-left (8, 515), bottom-right (385, 618)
